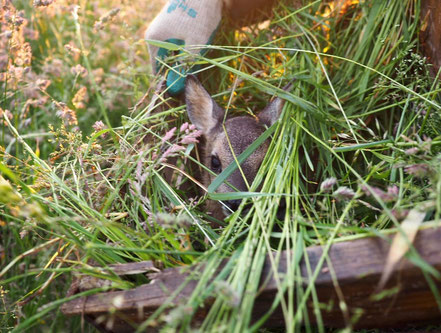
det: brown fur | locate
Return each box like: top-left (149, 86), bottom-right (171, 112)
top-left (185, 75), bottom-right (288, 220)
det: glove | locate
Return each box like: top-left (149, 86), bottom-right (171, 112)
top-left (145, 0), bottom-right (223, 96)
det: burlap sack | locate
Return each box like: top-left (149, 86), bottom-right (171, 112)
top-left (145, 0), bottom-right (223, 74)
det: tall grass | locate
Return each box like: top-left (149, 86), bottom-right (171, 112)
top-left (1, 0), bottom-right (441, 332)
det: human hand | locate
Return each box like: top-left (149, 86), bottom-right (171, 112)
top-left (145, 0), bottom-right (223, 95)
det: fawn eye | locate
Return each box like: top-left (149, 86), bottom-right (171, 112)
top-left (210, 155), bottom-right (222, 173)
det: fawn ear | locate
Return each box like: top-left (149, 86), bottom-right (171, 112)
top-left (258, 80), bottom-right (295, 126)
top-left (258, 97), bottom-right (285, 127)
top-left (185, 75), bottom-right (225, 135)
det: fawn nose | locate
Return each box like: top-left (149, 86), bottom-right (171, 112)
top-left (225, 199), bottom-right (242, 211)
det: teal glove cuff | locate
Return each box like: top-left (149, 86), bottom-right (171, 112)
top-left (156, 38), bottom-right (187, 96)
top-left (166, 61), bottom-right (187, 96)
top-left (155, 31), bottom-right (217, 96)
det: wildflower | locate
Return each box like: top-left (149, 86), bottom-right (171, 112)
top-left (404, 147), bottom-right (419, 155)
top-left (387, 185), bottom-right (399, 197)
top-left (64, 43), bottom-right (81, 57)
top-left (180, 122), bottom-right (189, 132)
top-left (72, 86), bottom-right (88, 109)
top-left (421, 136), bottom-right (432, 152)
top-left (70, 64), bottom-right (87, 78)
top-left (160, 144), bottom-right (185, 162)
top-left (404, 163), bottom-right (432, 178)
top-left (161, 127), bottom-right (176, 144)
top-left (24, 27), bottom-right (39, 40)
top-left (320, 177), bottom-right (337, 193)
top-left (8, 13), bottom-right (25, 28)
top-left (92, 68), bottom-right (104, 83)
top-left (0, 108), bottom-right (13, 126)
top-left (178, 122), bottom-right (202, 144)
top-left (14, 42), bottom-right (32, 67)
top-left (55, 102), bottom-right (78, 126)
top-left (36, 79), bottom-right (51, 91)
top-left (21, 73), bottom-right (50, 100)
top-left (163, 305), bottom-right (193, 325)
top-left (362, 184), bottom-right (398, 203)
top-left (155, 212), bottom-right (191, 228)
top-left (42, 58), bottom-right (64, 77)
top-left (3, 30), bottom-right (13, 39)
top-left (92, 120), bottom-right (106, 132)
top-left (8, 66), bottom-right (26, 87)
top-left (20, 229), bottom-right (29, 239)
top-left (391, 208), bottom-right (409, 221)
top-left (128, 158), bottom-right (152, 219)
top-left (93, 8), bottom-right (120, 31)
top-left (171, 143), bottom-right (183, 154)
top-left (33, 0), bottom-right (55, 7)
top-left (135, 160), bottom-right (148, 187)
top-left (129, 160), bottom-right (148, 196)
top-left (214, 281), bottom-right (240, 308)
top-left (333, 186), bottom-right (355, 202)
top-left (180, 129), bottom-right (202, 145)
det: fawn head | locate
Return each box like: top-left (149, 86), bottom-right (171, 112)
top-left (185, 75), bottom-right (288, 215)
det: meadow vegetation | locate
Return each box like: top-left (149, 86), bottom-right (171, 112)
top-left (1, 0), bottom-right (441, 331)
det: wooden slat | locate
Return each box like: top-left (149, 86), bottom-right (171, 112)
top-left (108, 261), bottom-right (159, 276)
top-left (421, 0), bottom-right (441, 74)
top-left (62, 226), bottom-right (441, 331)
top-left (258, 226), bottom-right (441, 328)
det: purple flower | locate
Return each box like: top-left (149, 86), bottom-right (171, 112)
top-left (391, 209), bottom-right (409, 221)
top-left (361, 184), bottom-right (398, 203)
top-left (55, 102), bottom-right (77, 126)
top-left (161, 127), bottom-right (176, 144)
top-left (180, 130), bottom-right (202, 145)
top-left (333, 186), bottom-right (355, 201)
top-left (159, 144), bottom-right (186, 162)
top-left (92, 120), bottom-right (105, 132)
top-left (320, 177), bottom-right (337, 193)
top-left (404, 147), bottom-right (419, 155)
top-left (180, 122), bottom-right (189, 132)
top-left (387, 185), bottom-right (399, 197)
top-left (405, 164), bottom-right (432, 178)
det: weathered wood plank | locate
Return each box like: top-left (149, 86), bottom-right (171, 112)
top-left (421, 0), bottom-right (441, 73)
top-left (108, 261), bottom-right (159, 276)
top-left (257, 226), bottom-right (441, 328)
top-left (62, 226), bottom-right (441, 331)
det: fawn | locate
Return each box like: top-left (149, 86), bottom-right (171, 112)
top-left (185, 75), bottom-right (290, 219)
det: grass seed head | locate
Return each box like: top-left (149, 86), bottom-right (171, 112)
top-left (333, 186), bottom-right (355, 202)
top-left (320, 177), bottom-right (337, 193)
top-left (54, 102), bottom-right (78, 126)
top-left (33, 0), bottom-right (55, 7)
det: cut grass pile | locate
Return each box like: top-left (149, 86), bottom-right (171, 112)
top-left (1, 0), bottom-right (441, 332)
